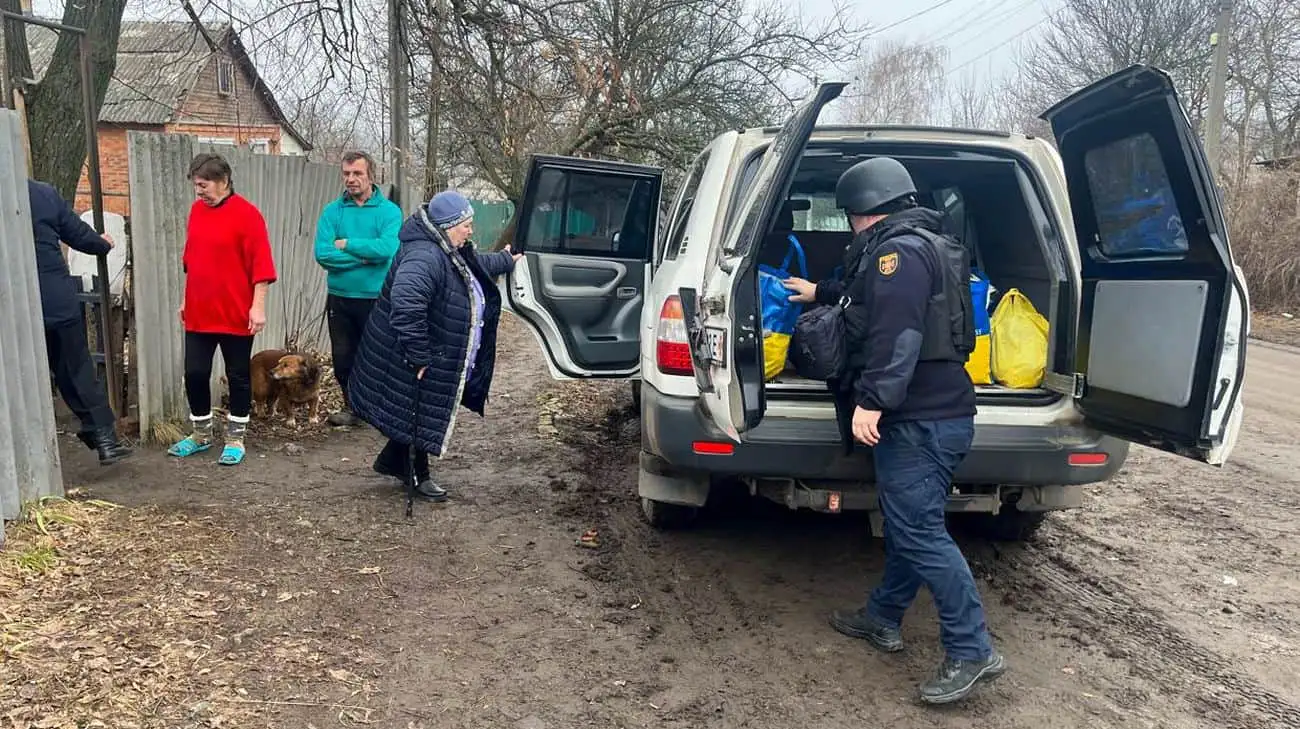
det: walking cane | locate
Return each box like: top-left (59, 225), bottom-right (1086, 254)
top-left (406, 371), bottom-right (422, 519)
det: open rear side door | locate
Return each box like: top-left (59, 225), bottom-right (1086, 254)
top-left (506, 155), bottom-right (662, 379)
top-left (1042, 65), bottom-right (1248, 465)
top-left (683, 82), bottom-right (847, 440)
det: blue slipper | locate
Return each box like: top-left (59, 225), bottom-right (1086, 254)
top-left (218, 443), bottom-right (245, 466)
top-left (168, 437), bottom-right (212, 458)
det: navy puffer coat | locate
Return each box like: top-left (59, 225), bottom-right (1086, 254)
top-left (348, 209), bottom-right (516, 456)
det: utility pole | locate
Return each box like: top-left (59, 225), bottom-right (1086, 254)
top-left (1204, 0), bottom-right (1234, 182)
top-left (388, 0), bottom-right (410, 212)
top-left (423, 0), bottom-right (443, 200)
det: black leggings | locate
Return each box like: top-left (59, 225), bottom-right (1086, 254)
top-left (184, 332), bottom-right (255, 418)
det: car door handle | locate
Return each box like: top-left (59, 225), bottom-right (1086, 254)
top-left (616, 287), bottom-right (638, 299)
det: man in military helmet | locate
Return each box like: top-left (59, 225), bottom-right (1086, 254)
top-left (784, 157), bottom-right (1004, 705)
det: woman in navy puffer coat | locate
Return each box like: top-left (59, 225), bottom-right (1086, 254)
top-left (348, 191), bottom-right (519, 502)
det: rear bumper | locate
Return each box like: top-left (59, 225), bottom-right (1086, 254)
top-left (641, 385), bottom-right (1129, 485)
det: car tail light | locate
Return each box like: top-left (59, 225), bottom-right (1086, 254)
top-left (656, 295), bottom-right (693, 376)
top-left (1068, 452), bottom-right (1108, 467)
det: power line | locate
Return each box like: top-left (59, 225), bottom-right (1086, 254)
top-left (866, 0), bottom-right (965, 38)
top-left (927, 0), bottom-right (1014, 42)
top-left (934, 0), bottom-right (1039, 46)
top-left (945, 12), bottom-right (1056, 77)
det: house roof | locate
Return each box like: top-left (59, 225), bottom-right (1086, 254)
top-left (27, 20), bottom-right (311, 150)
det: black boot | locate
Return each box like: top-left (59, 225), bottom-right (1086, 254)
top-left (90, 426), bottom-right (132, 466)
top-left (918, 653), bottom-right (1006, 705)
top-left (372, 444), bottom-right (447, 501)
top-left (415, 478), bottom-right (449, 502)
top-left (828, 607), bottom-right (904, 653)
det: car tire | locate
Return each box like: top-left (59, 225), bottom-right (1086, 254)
top-left (963, 509), bottom-right (1048, 542)
top-left (640, 497), bottom-right (697, 530)
top-left (630, 380), bottom-right (642, 414)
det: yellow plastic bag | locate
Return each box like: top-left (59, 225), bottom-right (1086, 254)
top-left (763, 332), bottom-right (791, 381)
top-left (990, 288), bottom-right (1048, 389)
top-left (965, 334), bottom-right (993, 385)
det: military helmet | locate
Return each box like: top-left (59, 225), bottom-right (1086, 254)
top-left (834, 157), bottom-right (917, 215)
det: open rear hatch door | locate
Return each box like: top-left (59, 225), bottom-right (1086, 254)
top-left (1041, 64), bottom-right (1248, 465)
top-left (505, 155), bottom-right (662, 379)
top-left (682, 82), bottom-right (846, 441)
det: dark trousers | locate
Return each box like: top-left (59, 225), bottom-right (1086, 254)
top-left (44, 319), bottom-right (115, 435)
top-left (866, 417), bottom-right (993, 662)
top-left (184, 332), bottom-right (255, 418)
top-left (375, 438), bottom-right (430, 482)
top-left (326, 294), bottom-right (375, 404)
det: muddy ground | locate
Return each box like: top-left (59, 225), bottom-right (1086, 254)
top-left (4, 315), bottom-right (1299, 729)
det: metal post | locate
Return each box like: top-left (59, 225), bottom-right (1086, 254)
top-left (1204, 0), bottom-right (1234, 181)
top-left (388, 0), bottom-right (409, 210)
top-left (78, 33), bottom-right (120, 417)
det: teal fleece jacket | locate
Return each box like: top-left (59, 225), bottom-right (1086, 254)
top-left (314, 185), bottom-right (403, 298)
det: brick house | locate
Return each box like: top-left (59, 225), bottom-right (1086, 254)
top-left (29, 21), bottom-right (312, 216)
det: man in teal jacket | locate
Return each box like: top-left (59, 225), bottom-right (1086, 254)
top-left (314, 151), bottom-right (403, 426)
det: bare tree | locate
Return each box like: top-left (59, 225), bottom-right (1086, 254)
top-left (1229, 0), bottom-right (1300, 164)
top-left (839, 38), bottom-right (948, 125)
top-left (946, 69), bottom-right (993, 129)
top-left (2, 0), bottom-right (128, 200)
top-left (403, 0), bottom-right (868, 203)
top-left (1014, 0), bottom-right (1219, 140)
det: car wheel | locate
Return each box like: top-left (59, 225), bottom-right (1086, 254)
top-left (640, 497), bottom-right (697, 530)
top-left (963, 509), bottom-right (1048, 542)
top-left (630, 380), bottom-right (642, 414)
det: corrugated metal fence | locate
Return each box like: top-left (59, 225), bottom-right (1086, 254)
top-left (473, 200), bottom-right (515, 249)
top-left (0, 110), bottom-right (63, 522)
top-left (128, 131), bottom-right (343, 435)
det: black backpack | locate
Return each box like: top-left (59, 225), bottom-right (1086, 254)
top-left (788, 300), bottom-right (849, 381)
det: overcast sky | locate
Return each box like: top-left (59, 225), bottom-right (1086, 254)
top-left (810, 0), bottom-right (1061, 82)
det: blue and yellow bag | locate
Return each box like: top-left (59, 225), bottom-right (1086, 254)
top-left (758, 234), bottom-right (808, 381)
top-left (965, 270), bottom-right (994, 385)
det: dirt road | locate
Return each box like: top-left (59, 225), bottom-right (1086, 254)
top-left (7, 318), bottom-right (1299, 729)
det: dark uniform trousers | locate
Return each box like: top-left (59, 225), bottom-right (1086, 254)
top-left (866, 416), bottom-right (993, 661)
top-left (45, 318), bottom-right (115, 434)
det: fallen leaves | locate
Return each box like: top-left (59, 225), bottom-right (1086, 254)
top-left (0, 500), bottom-right (381, 728)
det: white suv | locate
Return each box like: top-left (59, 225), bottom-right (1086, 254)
top-left (502, 65), bottom-right (1249, 540)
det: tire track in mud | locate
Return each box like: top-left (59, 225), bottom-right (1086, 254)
top-left (983, 523), bottom-right (1300, 729)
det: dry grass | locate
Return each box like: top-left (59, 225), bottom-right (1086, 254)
top-left (0, 493), bottom-right (382, 728)
top-left (1227, 169), bottom-right (1300, 314)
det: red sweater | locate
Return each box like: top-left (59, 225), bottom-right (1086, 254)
top-left (182, 193), bottom-right (278, 335)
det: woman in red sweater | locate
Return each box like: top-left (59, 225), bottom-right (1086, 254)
top-left (168, 153), bottom-right (277, 465)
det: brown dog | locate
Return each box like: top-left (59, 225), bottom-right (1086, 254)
top-left (250, 349), bottom-right (322, 427)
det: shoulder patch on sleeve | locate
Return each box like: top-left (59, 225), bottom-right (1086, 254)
top-left (877, 251), bottom-right (899, 277)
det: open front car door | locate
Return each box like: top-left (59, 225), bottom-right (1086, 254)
top-left (506, 155), bottom-right (662, 379)
top-left (683, 81), bottom-right (847, 441)
top-left (1041, 65), bottom-right (1249, 465)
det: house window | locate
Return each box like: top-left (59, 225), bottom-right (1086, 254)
top-left (248, 138), bottom-right (271, 155)
top-left (217, 59), bottom-right (235, 97)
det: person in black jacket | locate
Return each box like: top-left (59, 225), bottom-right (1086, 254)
top-left (27, 179), bottom-right (131, 465)
top-left (784, 158), bottom-right (1002, 705)
top-left (347, 191), bottom-right (520, 502)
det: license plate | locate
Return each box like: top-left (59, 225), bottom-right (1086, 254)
top-left (705, 326), bottom-right (727, 367)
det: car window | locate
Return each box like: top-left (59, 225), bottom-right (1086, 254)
top-left (662, 150), bottom-right (710, 262)
top-left (524, 167), bottom-right (654, 259)
top-left (788, 193), bottom-right (849, 231)
top-left (1083, 132), bottom-right (1190, 259)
